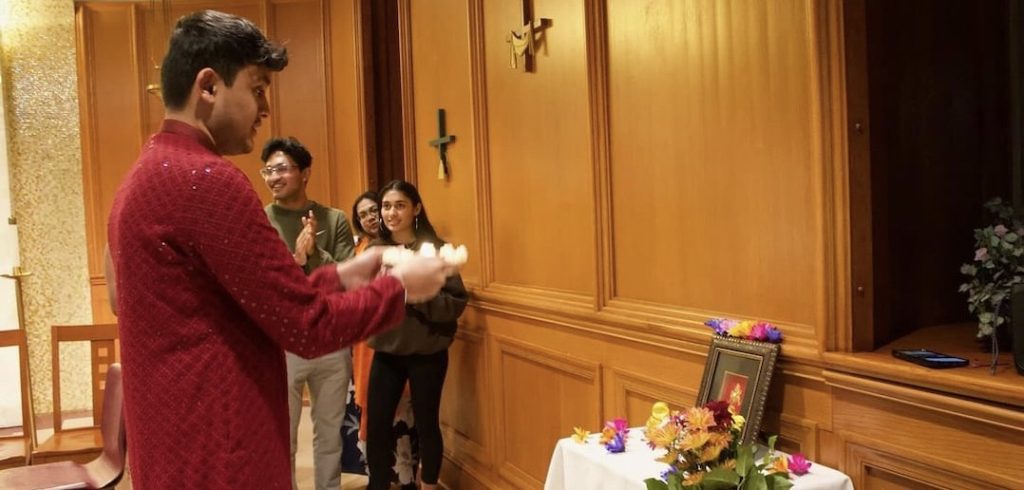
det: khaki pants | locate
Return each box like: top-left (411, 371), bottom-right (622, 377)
top-left (287, 348), bottom-right (353, 490)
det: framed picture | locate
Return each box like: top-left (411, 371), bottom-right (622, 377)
top-left (696, 336), bottom-right (780, 444)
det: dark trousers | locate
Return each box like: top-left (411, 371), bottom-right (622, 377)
top-left (366, 350), bottom-right (449, 489)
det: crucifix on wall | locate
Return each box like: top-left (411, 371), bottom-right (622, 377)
top-left (505, 0), bottom-right (552, 72)
top-left (429, 109), bottom-right (455, 180)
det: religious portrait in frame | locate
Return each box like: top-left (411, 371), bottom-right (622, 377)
top-left (696, 336), bottom-right (780, 445)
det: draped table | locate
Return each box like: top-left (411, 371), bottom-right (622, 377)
top-left (544, 430), bottom-right (854, 490)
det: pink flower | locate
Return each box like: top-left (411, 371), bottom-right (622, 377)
top-left (788, 453), bottom-right (812, 475)
top-left (994, 224), bottom-right (1008, 237)
top-left (975, 247), bottom-right (989, 262)
top-left (605, 417), bottom-right (629, 434)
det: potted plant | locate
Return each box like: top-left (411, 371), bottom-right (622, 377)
top-left (959, 198), bottom-right (1023, 373)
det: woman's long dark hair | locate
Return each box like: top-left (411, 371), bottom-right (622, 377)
top-left (377, 180), bottom-right (442, 245)
top-left (350, 190), bottom-right (379, 236)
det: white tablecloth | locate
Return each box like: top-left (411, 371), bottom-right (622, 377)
top-left (544, 430), bottom-right (853, 490)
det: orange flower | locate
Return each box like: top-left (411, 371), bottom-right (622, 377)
top-left (646, 424), bottom-right (680, 449)
top-left (685, 406), bottom-right (716, 432)
top-left (699, 442), bottom-right (726, 463)
top-left (769, 456), bottom-right (790, 474)
top-left (720, 458), bottom-right (737, 470)
top-left (680, 430), bottom-right (710, 452)
top-left (599, 426), bottom-right (616, 445)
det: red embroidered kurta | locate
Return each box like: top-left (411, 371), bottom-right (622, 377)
top-left (108, 120), bottom-right (405, 489)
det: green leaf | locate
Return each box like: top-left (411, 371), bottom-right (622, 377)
top-left (766, 473), bottom-right (794, 490)
top-left (742, 472), bottom-right (768, 490)
top-left (736, 444), bottom-right (754, 476)
top-left (644, 478), bottom-right (669, 490)
top-left (1007, 232), bottom-right (1019, 242)
top-left (703, 468), bottom-right (742, 490)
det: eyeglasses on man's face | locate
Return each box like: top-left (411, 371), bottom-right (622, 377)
top-left (259, 163), bottom-right (297, 178)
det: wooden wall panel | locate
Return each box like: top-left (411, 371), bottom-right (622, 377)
top-left (606, 0), bottom-right (823, 328)
top-left (440, 328), bottom-right (488, 463)
top-left (483, 0), bottom-right (596, 295)
top-left (491, 334), bottom-right (601, 488)
top-left (268, 0), bottom-right (332, 204)
top-left (78, 3), bottom-right (143, 282)
top-left (326, 0), bottom-right (371, 206)
top-left (830, 373), bottom-right (1024, 488)
top-left (407, 0), bottom-right (481, 286)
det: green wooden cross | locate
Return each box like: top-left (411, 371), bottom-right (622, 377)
top-left (429, 108), bottom-right (456, 180)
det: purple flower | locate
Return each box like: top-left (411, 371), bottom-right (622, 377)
top-left (975, 247), bottom-right (989, 262)
top-left (659, 466), bottom-right (678, 481)
top-left (765, 327), bottom-right (784, 343)
top-left (605, 432), bottom-right (626, 453)
top-left (706, 318), bottom-right (729, 336)
top-left (994, 224), bottom-right (1008, 237)
top-left (788, 453), bottom-right (812, 475)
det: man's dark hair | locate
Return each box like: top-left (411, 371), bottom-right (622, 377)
top-left (161, 10), bottom-right (288, 110)
top-left (261, 137), bottom-right (312, 170)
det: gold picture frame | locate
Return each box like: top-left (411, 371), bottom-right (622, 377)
top-left (696, 336), bottom-right (780, 445)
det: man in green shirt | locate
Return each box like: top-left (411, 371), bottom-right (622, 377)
top-left (260, 136), bottom-right (355, 490)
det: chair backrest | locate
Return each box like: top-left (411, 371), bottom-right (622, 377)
top-left (0, 328), bottom-right (36, 459)
top-left (50, 324), bottom-right (119, 431)
top-left (98, 363), bottom-right (124, 464)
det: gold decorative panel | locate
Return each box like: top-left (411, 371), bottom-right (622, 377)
top-left (1, 0), bottom-right (93, 415)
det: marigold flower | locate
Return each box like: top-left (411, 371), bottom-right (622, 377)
top-left (682, 471), bottom-right (705, 486)
top-left (680, 430), bottom-right (711, 452)
top-left (685, 406), bottom-right (716, 432)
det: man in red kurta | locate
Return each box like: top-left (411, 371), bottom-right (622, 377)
top-left (106, 10), bottom-right (447, 488)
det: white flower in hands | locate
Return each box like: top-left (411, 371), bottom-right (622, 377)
top-left (418, 242), bottom-right (436, 257)
top-left (389, 254), bottom-right (446, 303)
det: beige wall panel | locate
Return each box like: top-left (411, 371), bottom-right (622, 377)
top-left (269, 0), bottom-right (333, 206)
top-left (606, 0), bottom-right (823, 326)
top-left (483, 0), bottom-right (595, 294)
top-left (327, 0), bottom-right (370, 207)
top-left (408, 0), bottom-right (481, 285)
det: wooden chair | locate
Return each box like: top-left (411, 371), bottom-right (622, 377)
top-left (32, 324), bottom-right (119, 465)
top-left (0, 328), bottom-right (35, 470)
top-left (0, 363), bottom-right (125, 489)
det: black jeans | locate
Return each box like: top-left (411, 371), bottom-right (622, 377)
top-left (366, 350), bottom-right (449, 489)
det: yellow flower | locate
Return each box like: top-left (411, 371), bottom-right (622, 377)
top-left (651, 401), bottom-right (670, 420)
top-left (720, 458), bottom-right (737, 470)
top-left (680, 430), bottom-right (710, 452)
top-left (731, 414), bottom-right (746, 431)
top-left (571, 426), bottom-right (590, 444)
top-left (769, 456), bottom-right (790, 474)
top-left (728, 320), bottom-right (754, 337)
top-left (685, 407), bottom-right (716, 432)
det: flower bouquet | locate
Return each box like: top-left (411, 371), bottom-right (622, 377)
top-left (643, 401), bottom-right (808, 490)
